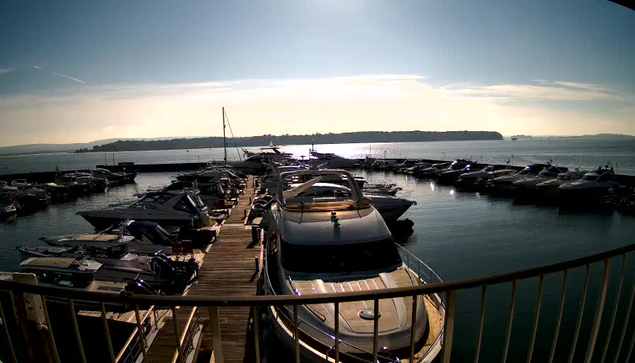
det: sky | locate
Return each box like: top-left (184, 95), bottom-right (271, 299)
top-left (0, 0), bottom-right (634, 147)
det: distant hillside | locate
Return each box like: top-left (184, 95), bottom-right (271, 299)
top-left (83, 131), bottom-right (503, 152)
top-left (0, 139), bottom-right (121, 156)
top-left (0, 137), bottom-right (193, 156)
top-left (579, 133), bottom-right (635, 139)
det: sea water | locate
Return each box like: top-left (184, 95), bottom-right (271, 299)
top-left (1, 138), bottom-right (635, 362)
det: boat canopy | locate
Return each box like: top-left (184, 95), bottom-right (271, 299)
top-left (277, 170), bottom-right (369, 211)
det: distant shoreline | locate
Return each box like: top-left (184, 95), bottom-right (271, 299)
top-left (77, 131), bottom-right (504, 153)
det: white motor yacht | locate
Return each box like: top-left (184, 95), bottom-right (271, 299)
top-left (513, 166), bottom-right (569, 191)
top-left (232, 147), bottom-right (293, 174)
top-left (262, 169), bottom-right (444, 363)
top-left (559, 169), bottom-right (621, 199)
top-left (310, 151), bottom-right (359, 169)
top-left (536, 171), bottom-right (584, 191)
top-left (458, 164), bottom-right (513, 183)
top-left (78, 190), bottom-right (211, 230)
top-left (487, 163), bottom-right (549, 192)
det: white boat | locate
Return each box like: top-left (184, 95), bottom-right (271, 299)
top-left (0, 257), bottom-right (159, 303)
top-left (487, 163), bottom-right (549, 192)
top-left (262, 169), bottom-right (444, 363)
top-left (513, 165), bottom-right (569, 191)
top-left (458, 164), bottom-right (513, 183)
top-left (231, 151), bottom-right (291, 173)
top-left (536, 171), bottom-right (584, 191)
top-left (0, 203), bottom-right (18, 218)
top-left (78, 190), bottom-right (211, 230)
top-left (559, 169), bottom-right (621, 199)
top-left (310, 151), bottom-right (359, 169)
top-left (366, 193), bottom-right (417, 222)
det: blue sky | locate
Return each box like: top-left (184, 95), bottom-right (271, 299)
top-left (0, 0), bottom-right (634, 146)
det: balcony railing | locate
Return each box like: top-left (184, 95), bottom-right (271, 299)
top-left (2, 242), bottom-right (635, 363)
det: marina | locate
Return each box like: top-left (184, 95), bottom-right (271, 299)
top-left (2, 1), bottom-right (635, 361)
top-left (1, 141), bottom-right (635, 363)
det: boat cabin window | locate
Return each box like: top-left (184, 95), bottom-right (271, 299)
top-left (141, 194), bottom-right (173, 204)
top-left (281, 239), bottom-right (403, 273)
top-left (597, 173), bottom-right (615, 182)
top-left (583, 174), bottom-right (599, 181)
top-left (450, 161), bottom-right (468, 169)
top-left (297, 188), bottom-right (351, 200)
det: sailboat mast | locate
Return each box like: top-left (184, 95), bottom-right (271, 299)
top-left (222, 107), bottom-right (227, 166)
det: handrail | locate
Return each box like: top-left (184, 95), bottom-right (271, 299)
top-left (114, 306), bottom-right (156, 362)
top-left (2, 242), bottom-right (635, 306)
top-left (171, 307), bottom-right (199, 363)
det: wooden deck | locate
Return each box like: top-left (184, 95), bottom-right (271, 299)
top-left (148, 176), bottom-right (260, 363)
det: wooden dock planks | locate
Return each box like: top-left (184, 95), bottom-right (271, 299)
top-left (147, 176), bottom-right (260, 363)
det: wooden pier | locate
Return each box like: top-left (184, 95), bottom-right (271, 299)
top-left (147, 176), bottom-right (260, 363)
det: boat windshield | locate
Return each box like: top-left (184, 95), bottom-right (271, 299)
top-left (281, 239), bottom-right (403, 274)
top-left (140, 193), bottom-right (173, 204)
top-left (582, 174), bottom-right (599, 181)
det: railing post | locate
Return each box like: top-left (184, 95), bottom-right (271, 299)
top-left (0, 301), bottom-right (18, 363)
top-left (40, 296), bottom-right (61, 363)
top-left (600, 255), bottom-right (627, 363)
top-left (68, 299), bottom-right (87, 363)
top-left (373, 298), bottom-right (380, 363)
top-left (334, 302), bottom-right (340, 363)
top-left (294, 304), bottom-right (300, 363)
top-left (625, 322), bottom-right (635, 363)
top-left (502, 280), bottom-right (518, 363)
top-left (549, 269), bottom-right (569, 363)
top-left (527, 275), bottom-right (545, 363)
top-left (252, 306), bottom-right (261, 363)
top-left (134, 304), bottom-right (150, 362)
top-left (584, 259), bottom-right (611, 363)
top-left (474, 285), bottom-right (488, 363)
top-left (614, 265), bottom-right (635, 363)
top-left (568, 264), bottom-right (591, 363)
top-left (101, 303), bottom-right (116, 363)
top-left (410, 295), bottom-right (418, 362)
top-left (172, 307), bottom-right (185, 363)
top-left (208, 306), bottom-right (225, 363)
top-left (442, 290), bottom-right (457, 363)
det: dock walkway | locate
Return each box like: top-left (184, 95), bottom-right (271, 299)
top-left (148, 176), bottom-right (259, 363)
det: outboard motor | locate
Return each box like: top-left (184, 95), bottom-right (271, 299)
top-left (150, 256), bottom-right (176, 278)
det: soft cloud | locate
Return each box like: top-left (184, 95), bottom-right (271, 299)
top-left (0, 75), bottom-right (632, 146)
top-left (0, 68), bottom-right (13, 77)
top-left (446, 80), bottom-right (621, 101)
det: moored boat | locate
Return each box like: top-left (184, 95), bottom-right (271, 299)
top-left (77, 190), bottom-right (211, 230)
top-left (559, 169), bottom-right (622, 203)
top-left (261, 169), bottom-right (444, 362)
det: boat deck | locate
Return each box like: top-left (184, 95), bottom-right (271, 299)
top-left (148, 176), bottom-right (260, 363)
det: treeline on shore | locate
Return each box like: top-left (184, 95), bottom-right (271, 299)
top-left (78, 130), bottom-right (503, 153)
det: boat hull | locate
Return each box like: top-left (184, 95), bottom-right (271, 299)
top-left (263, 293), bottom-right (444, 363)
top-left (78, 211), bottom-right (197, 230)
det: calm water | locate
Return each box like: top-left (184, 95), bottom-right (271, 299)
top-left (2, 138), bottom-right (635, 175)
top-left (1, 139), bottom-right (635, 362)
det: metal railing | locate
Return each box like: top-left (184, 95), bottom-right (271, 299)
top-left (2, 242), bottom-right (635, 363)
